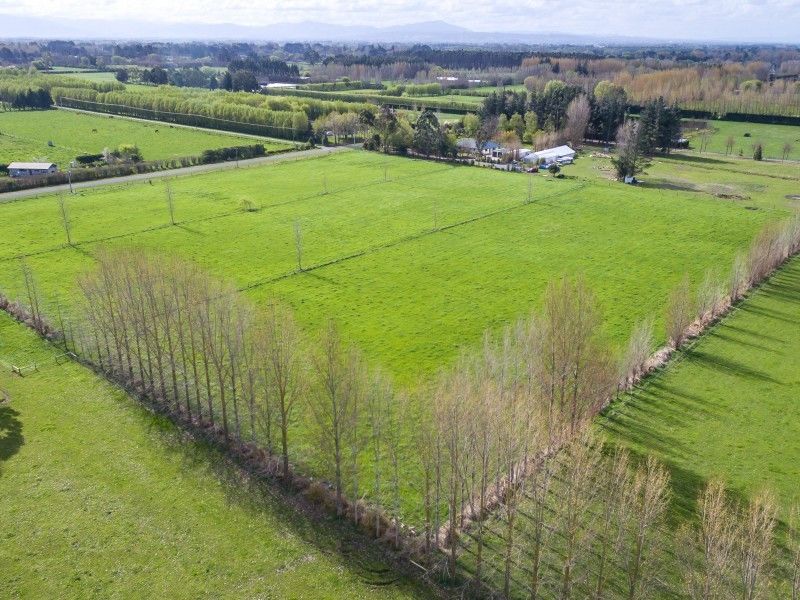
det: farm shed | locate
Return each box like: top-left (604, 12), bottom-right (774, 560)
top-left (523, 145), bottom-right (576, 164)
top-left (7, 162), bottom-right (58, 178)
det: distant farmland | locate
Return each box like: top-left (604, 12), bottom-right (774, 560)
top-left (0, 109), bottom-right (292, 168)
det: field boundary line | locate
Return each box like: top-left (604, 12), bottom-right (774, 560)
top-left (0, 158), bottom-right (463, 263)
top-left (0, 145), bottom-right (353, 203)
top-left (238, 181), bottom-right (588, 292)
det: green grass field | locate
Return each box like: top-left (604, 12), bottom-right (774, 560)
top-left (0, 145), bottom-right (796, 521)
top-left (42, 70), bottom-right (120, 83)
top-left (0, 149), bottom-right (790, 382)
top-left (0, 109), bottom-right (293, 168)
top-left (685, 119), bottom-right (800, 161)
top-left (600, 256), bottom-right (800, 517)
top-left (0, 312), bottom-right (429, 599)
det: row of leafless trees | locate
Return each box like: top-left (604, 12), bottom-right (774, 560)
top-left (498, 433), bottom-right (671, 600)
top-left (65, 248), bottom-right (411, 542)
top-left (415, 278), bottom-right (619, 579)
top-left (664, 213), bottom-right (800, 351)
top-left (678, 479), bottom-right (800, 600)
top-left (456, 430), bottom-right (800, 600)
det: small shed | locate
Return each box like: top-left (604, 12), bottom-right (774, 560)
top-left (7, 162), bottom-right (58, 178)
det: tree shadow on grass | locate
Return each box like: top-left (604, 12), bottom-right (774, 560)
top-left (140, 413), bottom-right (429, 596)
top-left (688, 349), bottom-right (781, 384)
top-left (659, 153), bottom-right (730, 166)
top-left (710, 330), bottom-right (776, 354)
top-left (0, 404), bottom-right (24, 475)
top-left (738, 303), bottom-right (797, 326)
top-left (638, 179), bottom-right (703, 194)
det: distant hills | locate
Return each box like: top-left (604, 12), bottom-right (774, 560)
top-left (1, 15), bottom-right (671, 45)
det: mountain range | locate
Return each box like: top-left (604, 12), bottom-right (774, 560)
top-left (1, 16), bottom-right (671, 45)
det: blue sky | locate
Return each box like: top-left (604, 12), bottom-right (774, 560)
top-left (1, 0), bottom-right (798, 42)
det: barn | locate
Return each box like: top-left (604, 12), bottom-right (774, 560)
top-left (7, 162), bottom-right (59, 178)
top-left (523, 145), bottom-right (576, 165)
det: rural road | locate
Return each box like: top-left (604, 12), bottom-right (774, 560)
top-left (0, 145), bottom-right (355, 202)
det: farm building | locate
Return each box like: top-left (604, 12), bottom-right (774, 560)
top-left (481, 140), bottom-right (505, 160)
top-left (456, 137), bottom-right (478, 153)
top-left (7, 162), bottom-right (58, 178)
top-left (523, 145), bottom-right (576, 164)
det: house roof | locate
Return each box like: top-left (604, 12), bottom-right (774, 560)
top-left (8, 162), bottom-right (56, 170)
top-left (456, 137), bottom-right (478, 150)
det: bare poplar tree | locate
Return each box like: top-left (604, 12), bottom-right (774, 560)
top-left (434, 369), bottom-right (470, 578)
top-left (666, 275), bottom-right (694, 348)
top-left (165, 180), bottom-right (176, 226)
top-left (619, 455), bottom-right (670, 600)
top-left (593, 447), bottom-right (629, 599)
top-left (680, 479), bottom-right (737, 600)
top-left (738, 490), bottom-right (777, 600)
top-left (528, 455), bottom-right (554, 600)
top-left (19, 258), bottom-right (45, 334)
top-left (619, 318), bottom-right (654, 388)
top-left (556, 430), bottom-right (602, 600)
top-left (261, 301), bottom-right (305, 478)
top-left (696, 269), bottom-right (725, 322)
top-left (729, 252), bottom-right (749, 302)
top-left (535, 277), bottom-right (614, 444)
top-left (294, 220), bottom-right (304, 272)
top-left (58, 194), bottom-right (73, 246)
top-left (309, 320), bottom-right (361, 515)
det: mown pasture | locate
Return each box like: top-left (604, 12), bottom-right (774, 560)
top-left (0, 108), bottom-right (292, 168)
top-left (0, 146), bottom-right (796, 520)
top-left (684, 119), bottom-right (800, 160)
top-left (0, 149), bottom-right (791, 381)
top-left (601, 255), bottom-right (800, 515)
top-left (0, 312), bottom-right (429, 599)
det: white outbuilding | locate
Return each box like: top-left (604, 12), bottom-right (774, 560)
top-left (523, 145), bottom-right (576, 164)
top-left (7, 162), bottom-right (58, 178)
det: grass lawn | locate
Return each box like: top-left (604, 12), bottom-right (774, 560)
top-left (0, 109), bottom-right (293, 168)
top-left (600, 256), bottom-right (800, 517)
top-left (684, 119), bottom-right (800, 161)
top-left (0, 312), bottom-right (430, 599)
